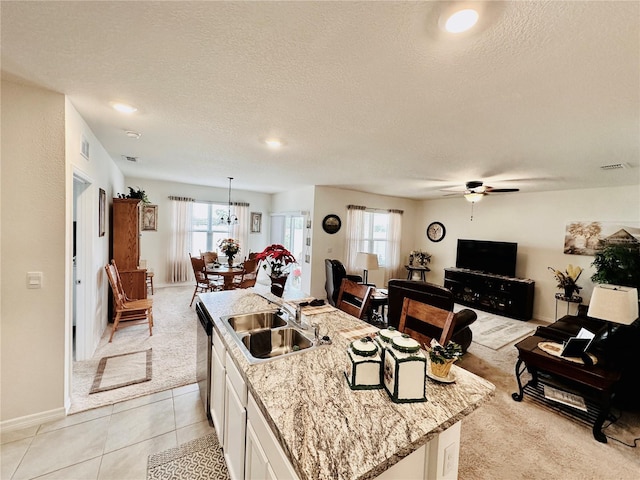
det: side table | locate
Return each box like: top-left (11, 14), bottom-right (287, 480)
top-left (554, 293), bottom-right (582, 320)
top-left (512, 335), bottom-right (621, 443)
top-left (405, 265), bottom-right (430, 281)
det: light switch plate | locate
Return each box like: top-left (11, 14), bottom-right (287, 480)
top-left (27, 272), bottom-right (43, 289)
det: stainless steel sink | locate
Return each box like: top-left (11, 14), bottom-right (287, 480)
top-left (226, 310), bottom-right (287, 334)
top-left (221, 310), bottom-right (316, 363)
top-left (241, 328), bottom-right (314, 360)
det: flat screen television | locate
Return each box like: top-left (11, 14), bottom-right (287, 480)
top-left (456, 239), bottom-right (518, 277)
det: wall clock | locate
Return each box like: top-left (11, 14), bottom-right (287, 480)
top-left (427, 221), bottom-right (446, 242)
top-left (322, 214), bottom-right (342, 234)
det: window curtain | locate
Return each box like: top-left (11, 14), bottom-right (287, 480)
top-left (168, 196), bottom-right (194, 282)
top-left (385, 209), bottom-right (403, 284)
top-left (345, 205), bottom-right (367, 273)
top-left (230, 202), bottom-right (250, 258)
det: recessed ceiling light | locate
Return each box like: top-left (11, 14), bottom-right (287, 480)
top-left (125, 130), bottom-right (141, 139)
top-left (444, 8), bottom-right (479, 33)
top-left (112, 102), bottom-right (137, 114)
top-left (265, 138), bottom-right (283, 148)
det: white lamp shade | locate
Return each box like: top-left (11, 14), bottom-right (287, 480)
top-left (355, 252), bottom-right (379, 271)
top-left (464, 192), bottom-right (484, 203)
top-left (587, 284), bottom-right (639, 325)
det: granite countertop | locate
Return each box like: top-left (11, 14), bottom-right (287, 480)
top-left (198, 289), bottom-right (495, 480)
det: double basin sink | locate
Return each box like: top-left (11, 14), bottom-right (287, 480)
top-left (221, 309), bottom-right (315, 363)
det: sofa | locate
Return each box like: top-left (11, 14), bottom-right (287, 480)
top-left (387, 279), bottom-right (477, 352)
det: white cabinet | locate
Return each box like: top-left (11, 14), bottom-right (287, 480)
top-left (224, 352), bottom-right (247, 480)
top-left (210, 336), bottom-right (226, 445)
top-left (246, 394), bottom-right (299, 480)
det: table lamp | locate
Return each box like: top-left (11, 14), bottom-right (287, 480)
top-left (355, 252), bottom-right (379, 284)
top-left (587, 284), bottom-right (639, 335)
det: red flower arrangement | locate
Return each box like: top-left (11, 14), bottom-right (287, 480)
top-left (255, 244), bottom-right (296, 277)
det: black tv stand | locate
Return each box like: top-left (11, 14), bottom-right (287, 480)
top-left (444, 268), bottom-right (535, 320)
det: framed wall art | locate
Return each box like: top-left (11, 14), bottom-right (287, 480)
top-left (141, 204), bottom-right (158, 232)
top-left (251, 212), bottom-right (262, 233)
top-left (322, 214), bottom-right (342, 234)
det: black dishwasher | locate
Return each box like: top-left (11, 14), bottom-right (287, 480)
top-left (195, 301), bottom-right (213, 425)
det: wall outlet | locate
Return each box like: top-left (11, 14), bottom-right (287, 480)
top-left (443, 442), bottom-right (457, 477)
top-left (27, 271), bottom-right (43, 289)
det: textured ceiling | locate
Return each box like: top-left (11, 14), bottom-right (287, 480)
top-left (2, 1), bottom-right (639, 199)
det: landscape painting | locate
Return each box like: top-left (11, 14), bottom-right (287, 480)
top-left (564, 221), bottom-right (640, 256)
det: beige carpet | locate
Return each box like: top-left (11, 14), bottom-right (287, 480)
top-left (458, 319), bottom-right (640, 479)
top-left (70, 286), bottom-right (197, 413)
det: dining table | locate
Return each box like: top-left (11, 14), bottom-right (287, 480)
top-left (206, 264), bottom-right (244, 290)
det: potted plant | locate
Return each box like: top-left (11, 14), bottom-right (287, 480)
top-left (548, 264), bottom-right (583, 298)
top-left (255, 244), bottom-right (296, 296)
top-left (591, 244), bottom-right (640, 290)
top-left (117, 186), bottom-right (150, 204)
top-left (425, 340), bottom-right (463, 378)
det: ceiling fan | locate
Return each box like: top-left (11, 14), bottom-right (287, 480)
top-left (443, 180), bottom-right (520, 202)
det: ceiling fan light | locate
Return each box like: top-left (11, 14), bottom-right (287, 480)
top-left (444, 8), bottom-right (479, 33)
top-left (464, 192), bottom-right (484, 203)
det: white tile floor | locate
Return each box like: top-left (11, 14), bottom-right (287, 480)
top-left (1, 383), bottom-right (215, 480)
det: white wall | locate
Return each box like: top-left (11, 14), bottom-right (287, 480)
top-left (310, 187), bottom-right (420, 299)
top-left (66, 99), bottom-right (125, 356)
top-left (126, 177), bottom-right (272, 288)
top-left (417, 185), bottom-right (640, 322)
top-left (1, 80), bottom-right (67, 423)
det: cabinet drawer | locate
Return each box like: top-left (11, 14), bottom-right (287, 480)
top-left (248, 393), bottom-right (299, 480)
top-left (226, 352), bottom-right (247, 406)
top-left (212, 327), bottom-right (226, 366)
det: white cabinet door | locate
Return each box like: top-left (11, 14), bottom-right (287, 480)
top-left (245, 421), bottom-right (269, 480)
top-left (224, 375), bottom-right (246, 480)
top-left (211, 344), bottom-right (226, 445)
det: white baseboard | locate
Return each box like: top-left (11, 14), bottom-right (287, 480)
top-left (0, 407), bottom-right (66, 432)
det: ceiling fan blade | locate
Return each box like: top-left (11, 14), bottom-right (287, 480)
top-left (486, 187), bottom-right (520, 193)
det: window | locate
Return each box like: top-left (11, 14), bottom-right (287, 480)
top-left (191, 202), bottom-right (230, 254)
top-left (362, 211), bottom-right (390, 266)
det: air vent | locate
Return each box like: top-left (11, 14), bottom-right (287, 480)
top-left (121, 155), bottom-right (138, 163)
top-left (599, 163), bottom-right (628, 170)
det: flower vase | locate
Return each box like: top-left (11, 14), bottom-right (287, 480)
top-left (227, 256), bottom-right (234, 267)
top-left (429, 358), bottom-right (456, 379)
top-left (563, 286), bottom-right (575, 298)
top-left (269, 274), bottom-right (288, 297)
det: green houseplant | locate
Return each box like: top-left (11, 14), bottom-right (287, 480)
top-left (590, 244), bottom-right (640, 290)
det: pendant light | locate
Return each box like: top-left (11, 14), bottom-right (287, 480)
top-left (220, 177), bottom-right (238, 226)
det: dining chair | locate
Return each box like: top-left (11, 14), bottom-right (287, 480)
top-left (139, 259), bottom-right (154, 295)
top-left (105, 260), bottom-right (154, 342)
top-left (190, 254), bottom-right (219, 307)
top-left (398, 297), bottom-right (457, 348)
top-left (336, 278), bottom-right (373, 320)
top-left (234, 258), bottom-right (260, 289)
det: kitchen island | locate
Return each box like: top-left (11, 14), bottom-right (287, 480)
top-left (198, 289), bottom-right (494, 480)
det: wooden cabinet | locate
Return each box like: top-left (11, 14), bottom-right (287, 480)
top-left (224, 353), bottom-right (247, 480)
top-left (211, 329), bottom-right (226, 445)
top-left (111, 198), bottom-right (146, 300)
top-left (444, 268), bottom-right (534, 320)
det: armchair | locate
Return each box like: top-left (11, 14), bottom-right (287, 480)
top-left (387, 279), bottom-right (477, 352)
top-left (324, 259), bottom-right (363, 306)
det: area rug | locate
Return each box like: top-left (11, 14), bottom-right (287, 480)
top-left (467, 311), bottom-right (535, 350)
top-left (147, 433), bottom-right (229, 480)
top-left (89, 348), bottom-right (152, 394)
